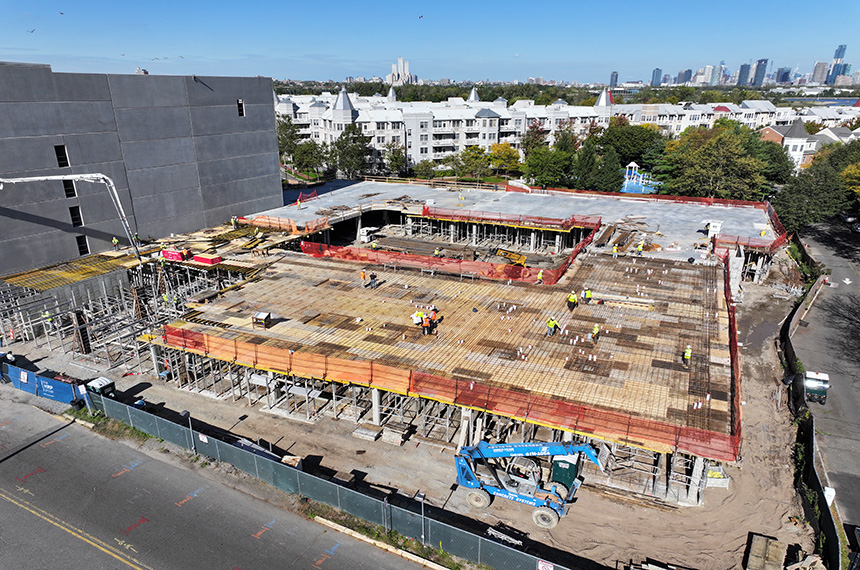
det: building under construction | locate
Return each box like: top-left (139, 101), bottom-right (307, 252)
top-left (0, 181), bottom-right (787, 506)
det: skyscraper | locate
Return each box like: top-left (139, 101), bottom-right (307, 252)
top-left (812, 62), bottom-right (829, 84)
top-left (651, 68), bottom-right (662, 87)
top-left (776, 67), bottom-right (792, 83)
top-left (751, 59), bottom-right (768, 87)
top-left (737, 64), bottom-right (751, 87)
top-left (610, 71), bottom-right (618, 88)
top-left (826, 44), bottom-right (847, 84)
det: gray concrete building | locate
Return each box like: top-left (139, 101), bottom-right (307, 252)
top-left (0, 62), bottom-right (281, 275)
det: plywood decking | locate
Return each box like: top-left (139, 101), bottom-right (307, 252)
top-left (165, 251), bottom-right (733, 439)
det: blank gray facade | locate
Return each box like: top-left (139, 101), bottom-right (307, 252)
top-left (0, 62), bottom-right (281, 276)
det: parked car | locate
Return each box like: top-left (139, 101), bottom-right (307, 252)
top-left (839, 212), bottom-right (858, 223)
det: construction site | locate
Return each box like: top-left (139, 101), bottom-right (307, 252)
top-left (0, 181), bottom-right (789, 512)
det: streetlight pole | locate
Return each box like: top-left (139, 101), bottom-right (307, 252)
top-left (182, 410), bottom-right (196, 453)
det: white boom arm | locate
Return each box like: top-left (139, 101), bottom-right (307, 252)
top-left (0, 173), bottom-right (142, 263)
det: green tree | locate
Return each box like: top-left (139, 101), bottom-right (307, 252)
top-left (442, 152), bottom-right (464, 179)
top-left (804, 121), bottom-right (825, 135)
top-left (756, 141), bottom-right (794, 185)
top-left (571, 138), bottom-right (600, 190)
top-left (521, 120), bottom-right (548, 159)
top-left (413, 159), bottom-right (436, 180)
top-left (842, 163), bottom-right (860, 197)
top-left (553, 120), bottom-right (578, 153)
top-left (488, 143), bottom-right (520, 176)
top-left (293, 140), bottom-right (323, 176)
top-left (331, 124), bottom-right (371, 179)
top-left (772, 163), bottom-right (850, 233)
top-left (599, 124), bottom-right (663, 166)
top-left (383, 142), bottom-right (407, 176)
top-left (523, 147), bottom-right (569, 188)
top-left (460, 146), bottom-right (490, 180)
top-left (596, 147), bottom-right (625, 192)
top-left (660, 127), bottom-right (766, 200)
top-left (277, 117), bottom-right (301, 164)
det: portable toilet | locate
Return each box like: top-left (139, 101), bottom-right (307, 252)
top-left (86, 376), bottom-right (117, 399)
top-left (803, 371), bottom-right (830, 404)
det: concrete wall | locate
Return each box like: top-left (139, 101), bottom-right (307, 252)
top-left (0, 62), bottom-right (281, 276)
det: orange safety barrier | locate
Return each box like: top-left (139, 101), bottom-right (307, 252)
top-left (304, 217), bottom-right (330, 233)
top-left (248, 215), bottom-right (300, 234)
top-left (161, 322), bottom-right (740, 461)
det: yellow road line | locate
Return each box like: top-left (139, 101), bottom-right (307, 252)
top-left (0, 488), bottom-right (152, 570)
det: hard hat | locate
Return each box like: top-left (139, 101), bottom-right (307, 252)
top-left (687, 345), bottom-right (691, 348)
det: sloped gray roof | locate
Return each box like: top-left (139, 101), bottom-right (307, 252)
top-left (494, 97), bottom-right (507, 103)
top-left (783, 119), bottom-right (809, 140)
top-left (553, 99), bottom-right (568, 106)
top-left (475, 108), bottom-right (500, 118)
top-left (333, 87), bottom-right (355, 111)
top-left (467, 87), bottom-right (480, 102)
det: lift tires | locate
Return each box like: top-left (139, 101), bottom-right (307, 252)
top-left (467, 490), bottom-right (492, 509)
top-left (532, 507), bottom-right (560, 529)
top-left (549, 482), bottom-right (569, 501)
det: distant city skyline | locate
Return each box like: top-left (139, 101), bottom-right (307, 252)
top-left (1, 0), bottom-right (857, 84)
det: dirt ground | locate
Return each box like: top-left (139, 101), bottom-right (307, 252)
top-left (6, 277), bottom-right (815, 570)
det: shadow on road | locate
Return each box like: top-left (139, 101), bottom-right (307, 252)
top-left (802, 221), bottom-right (860, 265)
top-left (816, 292), bottom-right (860, 365)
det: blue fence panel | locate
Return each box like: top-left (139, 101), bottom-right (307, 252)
top-left (6, 365), bottom-right (38, 395)
top-left (36, 376), bottom-right (77, 404)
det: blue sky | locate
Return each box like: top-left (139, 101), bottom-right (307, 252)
top-left (2, 0), bottom-right (858, 83)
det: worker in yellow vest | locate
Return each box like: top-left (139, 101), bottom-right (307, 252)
top-left (546, 317), bottom-right (560, 336)
top-left (583, 288), bottom-right (592, 304)
top-left (592, 323), bottom-right (600, 342)
top-left (536, 269), bottom-right (544, 285)
top-left (112, 237), bottom-right (119, 251)
top-left (683, 345), bottom-right (692, 367)
top-left (612, 244), bottom-right (619, 259)
top-left (567, 291), bottom-right (578, 311)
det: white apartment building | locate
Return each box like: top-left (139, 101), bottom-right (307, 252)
top-left (275, 87), bottom-right (859, 167)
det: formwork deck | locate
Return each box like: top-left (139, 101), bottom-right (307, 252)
top-left (161, 251), bottom-right (735, 455)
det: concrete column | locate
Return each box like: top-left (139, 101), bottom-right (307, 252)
top-left (555, 233), bottom-right (562, 252)
top-left (450, 223), bottom-right (455, 243)
top-left (686, 457), bottom-right (706, 505)
top-left (149, 345), bottom-right (162, 377)
top-left (457, 408), bottom-right (473, 452)
top-left (562, 430), bottom-right (573, 442)
top-left (472, 224), bottom-right (478, 245)
top-left (371, 388), bottom-right (382, 426)
top-left (530, 231), bottom-right (536, 252)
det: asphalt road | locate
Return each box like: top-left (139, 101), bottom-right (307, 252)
top-left (0, 394), bottom-right (424, 570)
top-left (792, 221), bottom-right (860, 529)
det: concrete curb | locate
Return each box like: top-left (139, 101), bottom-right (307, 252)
top-left (315, 517), bottom-right (449, 570)
top-left (61, 412), bottom-right (96, 429)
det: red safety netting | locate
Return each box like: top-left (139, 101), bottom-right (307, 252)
top-left (422, 206), bottom-right (601, 231)
top-left (301, 236), bottom-right (594, 286)
top-left (161, 316), bottom-right (741, 461)
top-left (297, 189), bottom-right (319, 203)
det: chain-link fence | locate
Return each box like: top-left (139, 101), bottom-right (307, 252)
top-left (89, 393), bottom-right (569, 570)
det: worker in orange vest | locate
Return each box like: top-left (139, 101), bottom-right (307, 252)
top-left (422, 314), bottom-right (431, 336)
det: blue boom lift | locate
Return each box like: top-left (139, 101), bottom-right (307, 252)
top-left (455, 440), bottom-right (604, 529)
